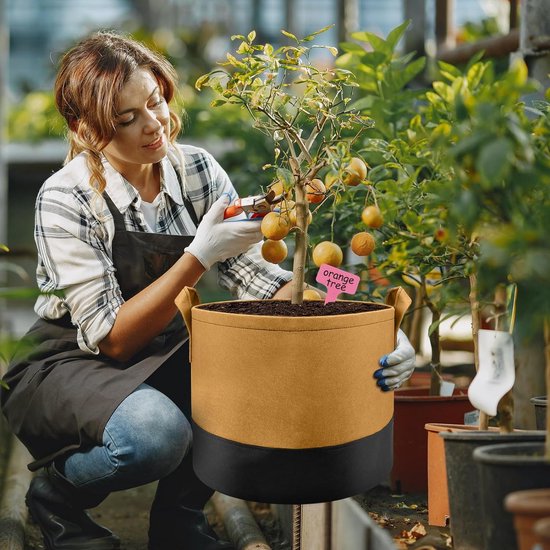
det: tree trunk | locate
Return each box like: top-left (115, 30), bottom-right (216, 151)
top-left (469, 274), bottom-right (490, 429)
top-left (428, 304), bottom-right (442, 396)
top-left (494, 284), bottom-right (514, 433)
top-left (291, 178), bottom-right (308, 305)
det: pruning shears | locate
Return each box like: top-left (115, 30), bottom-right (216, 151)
top-left (223, 189), bottom-right (286, 219)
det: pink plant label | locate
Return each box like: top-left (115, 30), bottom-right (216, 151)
top-left (316, 264), bottom-right (360, 304)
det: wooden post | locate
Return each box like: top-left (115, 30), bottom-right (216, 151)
top-left (403, 0), bottom-right (426, 58)
top-left (337, 0), bottom-right (360, 44)
top-left (520, 0), bottom-right (550, 93)
top-left (494, 284), bottom-right (514, 433)
top-left (435, 0), bottom-right (454, 52)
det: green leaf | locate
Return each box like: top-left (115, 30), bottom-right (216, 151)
top-left (339, 41), bottom-right (366, 54)
top-left (303, 25), bottom-right (334, 42)
top-left (276, 167), bottom-right (294, 188)
top-left (386, 20), bottom-right (411, 50)
top-left (466, 62), bottom-right (488, 89)
top-left (210, 99), bottom-right (227, 107)
top-left (478, 138), bottom-right (513, 183)
top-left (349, 96), bottom-right (375, 111)
top-left (360, 50), bottom-right (388, 69)
top-left (247, 30), bottom-right (257, 42)
top-left (432, 81), bottom-right (455, 103)
top-left (236, 41), bottom-right (250, 55)
top-left (195, 73), bottom-right (210, 91)
top-left (281, 29), bottom-right (298, 42)
top-left (437, 61), bottom-right (462, 79)
top-left (351, 31), bottom-right (392, 56)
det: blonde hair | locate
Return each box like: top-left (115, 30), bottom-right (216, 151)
top-left (54, 31), bottom-right (182, 195)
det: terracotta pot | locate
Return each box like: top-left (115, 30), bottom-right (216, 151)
top-left (424, 423), bottom-right (499, 527)
top-left (473, 442), bottom-right (550, 550)
top-left (407, 371), bottom-right (453, 388)
top-left (175, 287), bottom-right (411, 504)
top-left (505, 489), bottom-right (550, 550)
top-left (534, 517), bottom-right (550, 550)
top-left (391, 387), bottom-right (474, 494)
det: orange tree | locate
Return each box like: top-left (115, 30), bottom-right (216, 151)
top-left (334, 23), bottom-right (548, 405)
top-left (425, 54), bottom-right (550, 431)
top-left (332, 21), bottom-right (478, 394)
top-left (196, 27), bottom-right (373, 304)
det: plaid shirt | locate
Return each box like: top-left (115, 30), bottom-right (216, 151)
top-left (34, 143), bottom-right (292, 354)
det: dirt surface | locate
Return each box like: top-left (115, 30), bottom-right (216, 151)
top-left (199, 299), bottom-right (386, 316)
top-left (357, 485), bottom-right (452, 549)
top-left (24, 482), bottom-right (291, 550)
top-left (24, 483), bottom-right (451, 549)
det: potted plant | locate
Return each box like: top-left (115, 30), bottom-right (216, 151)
top-left (428, 50), bottom-right (550, 549)
top-left (330, 22), bottom-right (478, 500)
top-left (174, 28), bottom-right (411, 505)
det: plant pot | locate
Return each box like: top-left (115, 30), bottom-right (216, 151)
top-left (391, 387), bottom-right (474, 494)
top-left (505, 488), bottom-right (550, 550)
top-left (175, 287), bottom-right (410, 504)
top-left (425, 423), bottom-right (499, 527)
top-left (473, 442), bottom-right (550, 550)
top-left (534, 517), bottom-right (550, 550)
top-left (441, 431), bottom-right (545, 550)
top-left (531, 396), bottom-right (547, 430)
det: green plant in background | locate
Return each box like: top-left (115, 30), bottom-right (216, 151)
top-left (8, 91), bottom-right (65, 142)
top-left (423, 53), bottom-right (550, 430)
top-left (0, 245), bottom-right (41, 390)
top-left (334, 21), bottom-right (477, 395)
top-left (196, 27), bottom-right (372, 304)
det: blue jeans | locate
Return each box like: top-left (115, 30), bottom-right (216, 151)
top-left (61, 383), bottom-right (193, 493)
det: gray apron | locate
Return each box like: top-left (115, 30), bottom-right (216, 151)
top-left (1, 188), bottom-right (199, 472)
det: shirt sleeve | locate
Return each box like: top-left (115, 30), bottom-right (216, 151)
top-left (203, 152), bottom-right (293, 299)
top-left (34, 183), bottom-right (123, 354)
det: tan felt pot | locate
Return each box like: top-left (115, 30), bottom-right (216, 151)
top-left (175, 286), bottom-right (411, 504)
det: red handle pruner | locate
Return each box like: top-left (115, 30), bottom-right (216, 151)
top-left (223, 190), bottom-right (285, 219)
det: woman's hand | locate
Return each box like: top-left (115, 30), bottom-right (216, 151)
top-left (185, 194), bottom-right (263, 270)
top-left (373, 329), bottom-right (416, 391)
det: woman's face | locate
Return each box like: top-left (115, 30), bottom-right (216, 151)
top-left (102, 68), bottom-right (170, 170)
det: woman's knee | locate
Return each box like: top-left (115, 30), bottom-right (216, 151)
top-left (105, 384), bottom-right (192, 480)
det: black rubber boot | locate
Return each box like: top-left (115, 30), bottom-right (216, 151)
top-left (26, 463), bottom-right (120, 550)
top-left (148, 453), bottom-right (234, 550)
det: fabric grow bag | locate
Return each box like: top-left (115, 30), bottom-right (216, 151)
top-left (175, 286), bottom-right (410, 504)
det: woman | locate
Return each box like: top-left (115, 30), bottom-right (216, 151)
top-left (1, 32), bottom-right (415, 550)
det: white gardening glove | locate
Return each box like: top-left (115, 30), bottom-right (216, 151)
top-left (373, 329), bottom-right (416, 391)
top-left (185, 194), bottom-right (262, 270)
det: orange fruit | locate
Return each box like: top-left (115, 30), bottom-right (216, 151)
top-left (288, 207), bottom-right (312, 227)
top-left (306, 178), bottom-right (326, 204)
top-left (434, 228), bottom-right (448, 242)
top-left (269, 180), bottom-right (292, 199)
top-left (361, 205), bottom-right (383, 228)
top-left (261, 239), bottom-right (288, 264)
top-left (350, 232), bottom-right (375, 256)
top-left (303, 288), bottom-right (322, 300)
top-left (261, 212), bottom-right (291, 240)
top-left (312, 241), bottom-right (343, 268)
top-left (343, 157), bottom-right (368, 186)
top-left (269, 180), bottom-right (284, 196)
